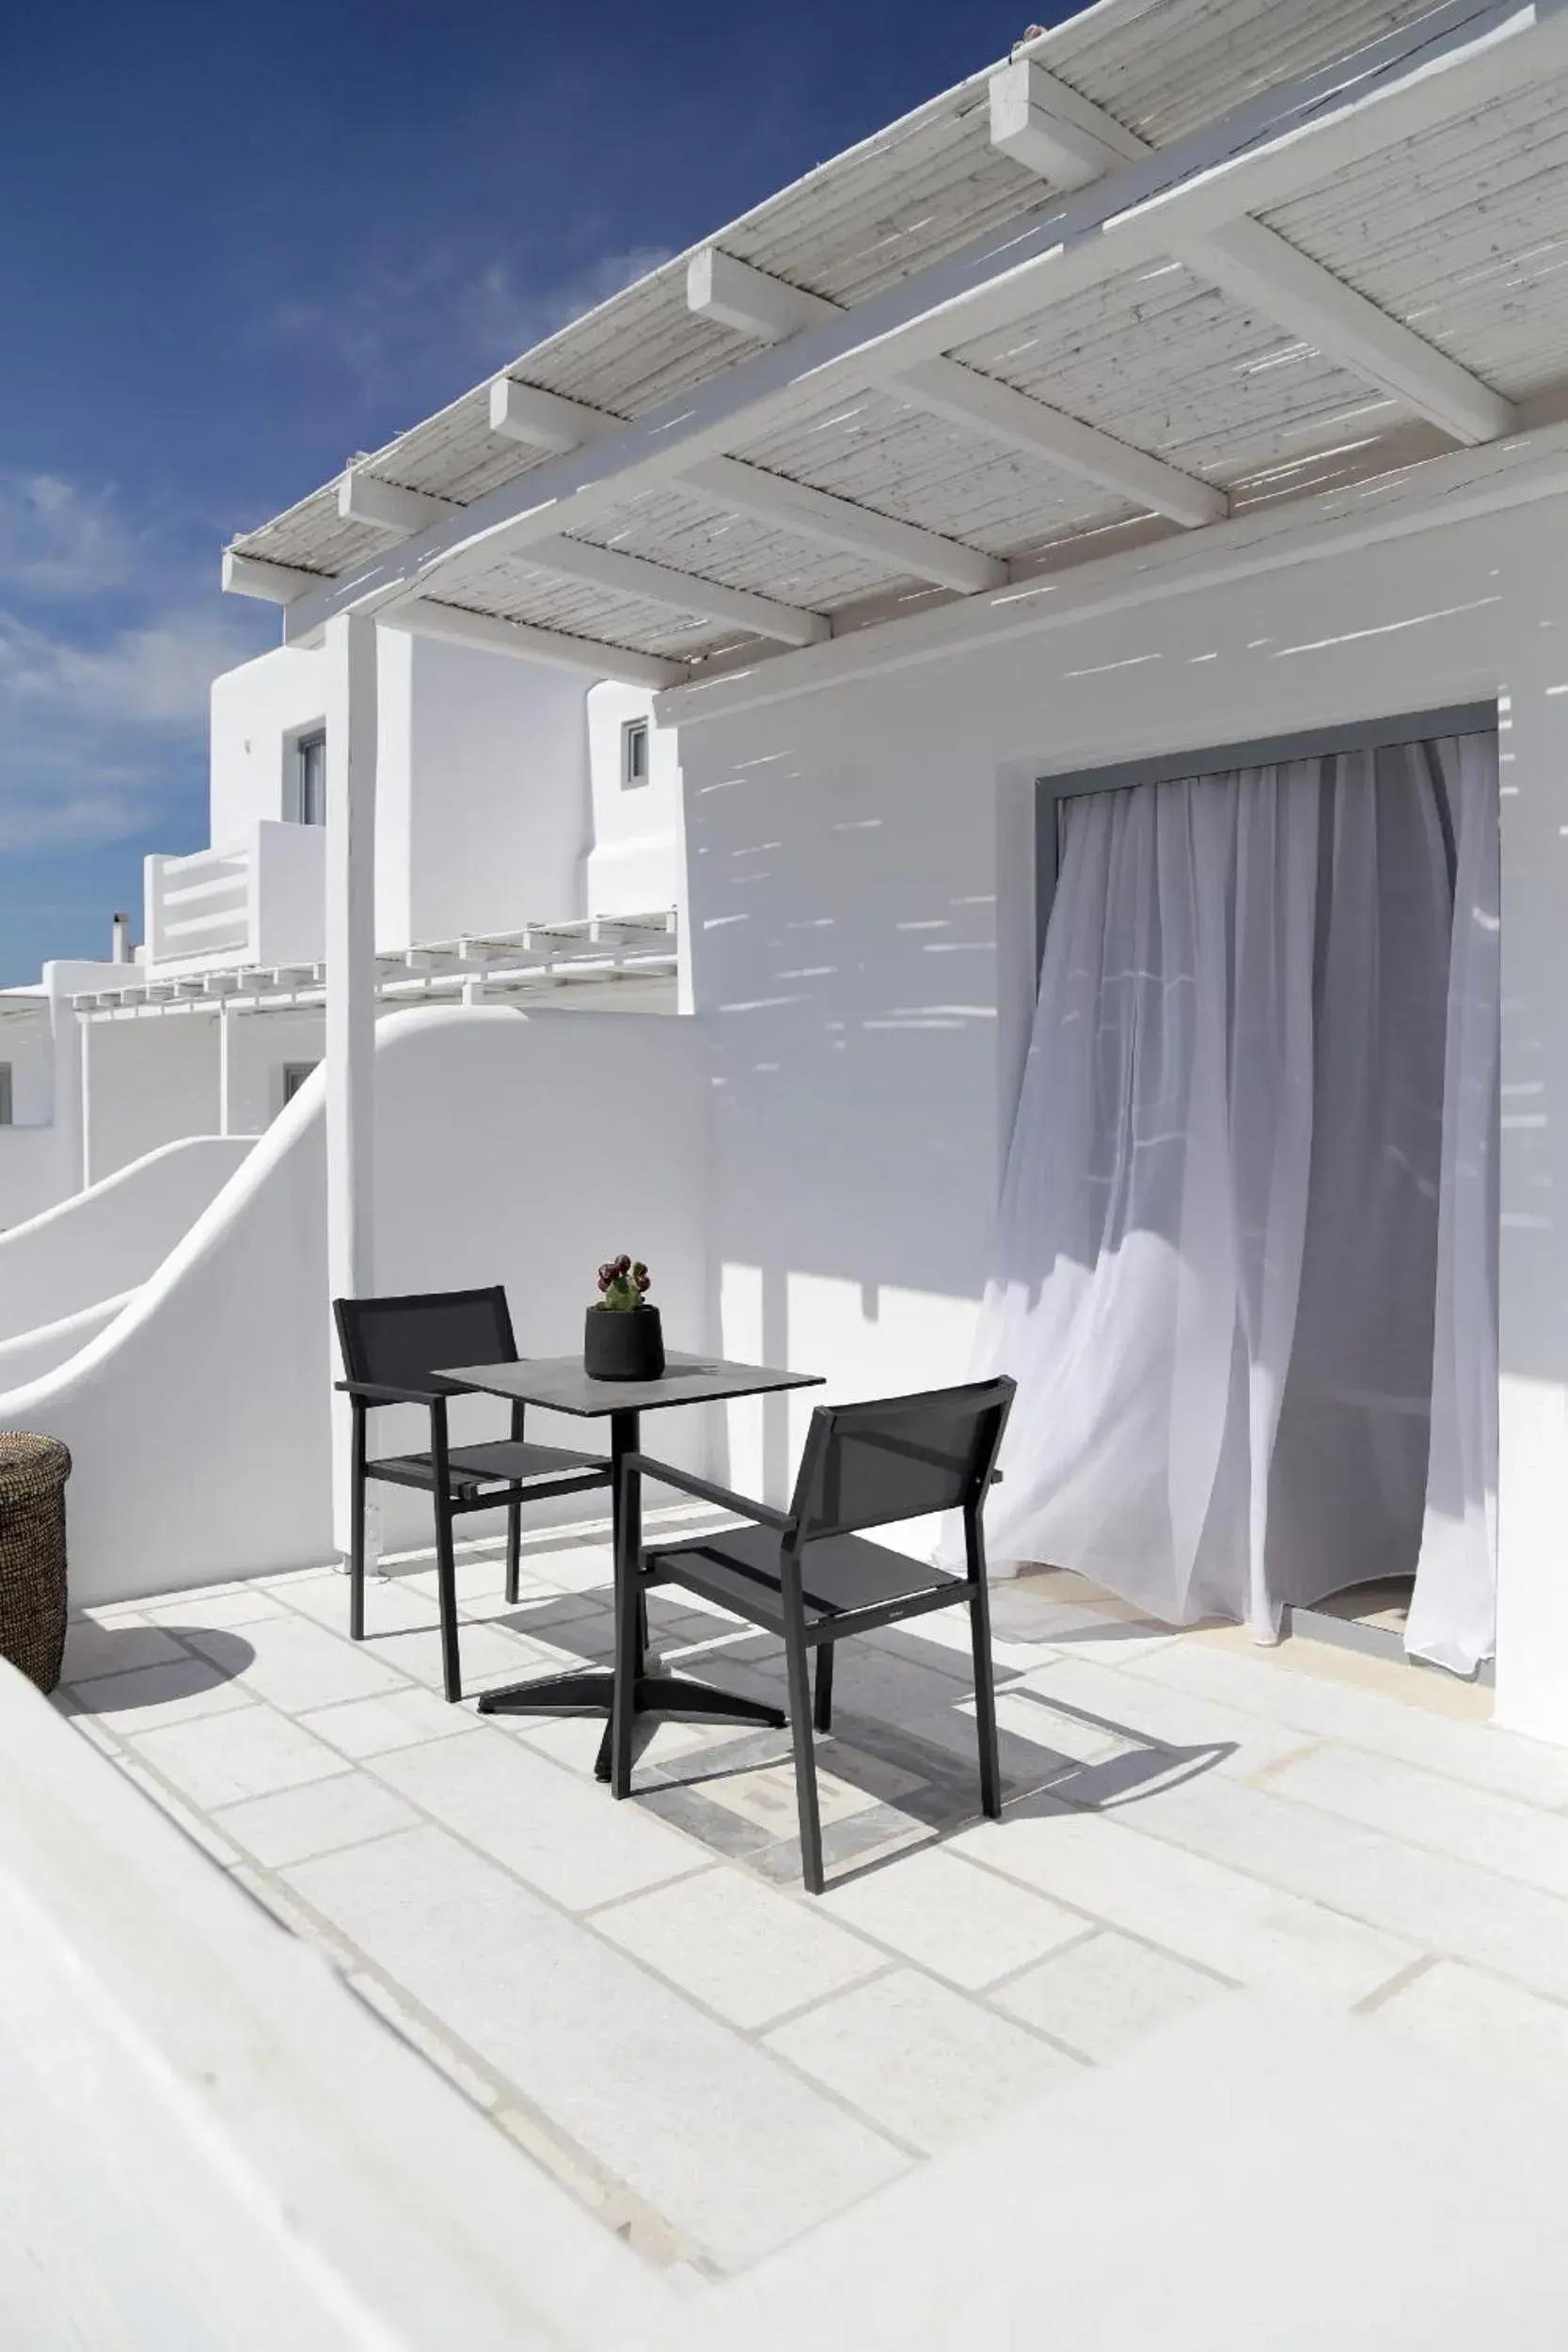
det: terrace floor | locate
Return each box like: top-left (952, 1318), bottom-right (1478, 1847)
top-left (52, 1518), bottom-right (1568, 2286)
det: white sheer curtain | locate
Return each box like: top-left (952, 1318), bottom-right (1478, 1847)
top-left (1406, 734), bottom-right (1499, 1673)
top-left (975, 736), bottom-right (1497, 1660)
top-left (974, 761), bottom-right (1320, 1635)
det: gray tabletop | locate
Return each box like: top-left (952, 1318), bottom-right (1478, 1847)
top-left (435, 1350), bottom-right (824, 1418)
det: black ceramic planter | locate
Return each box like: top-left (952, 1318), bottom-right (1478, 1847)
top-left (584, 1305), bottom-right (665, 1381)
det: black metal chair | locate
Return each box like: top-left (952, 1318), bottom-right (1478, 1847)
top-left (333, 1288), bottom-right (611, 1702)
top-left (613, 1375), bottom-right (1015, 1893)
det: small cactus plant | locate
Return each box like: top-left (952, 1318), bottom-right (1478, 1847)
top-left (594, 1254), bottom-right (652, 1312)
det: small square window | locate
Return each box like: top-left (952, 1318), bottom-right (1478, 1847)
top-left (0, 1064), bottom-right (11, 1127)
top-left (281, 1061), bottom-right (319, 1105)
top-left (621, 718), bottom-right (650, 789)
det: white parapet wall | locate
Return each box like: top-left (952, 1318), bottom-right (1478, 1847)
top-left (0, 1135), bottom-right (255, 1343)
top-left (0, 1661), bottom-right (672, 2350)
top-left (0, 1002), bottom-right (709, 1605)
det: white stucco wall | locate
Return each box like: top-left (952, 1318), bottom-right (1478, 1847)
top-left (586, 683), bottom-right (682, 915)
top-left (210, 646), bottom-right (330, 844)
top-left (3, 1003), bottom-right (709, 1604)
top-left (678, 491), bottom-right (1568, 1742)
top-left (402, 637), bottom-right (592, 944)
top-left (83, 1014), bottom-right (221, 1184)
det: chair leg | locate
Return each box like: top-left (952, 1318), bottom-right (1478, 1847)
top-left (348, 1409), bottom-right (367, 1643)
top-left (434, 1495), bottom-right (462, 1705)
top-left (784, 1623), bottom-right (825, 1894)
top-left (969, 1586), bottom-right (1002, 1820)
top-left (505, 1498), bottom-right (522, 1607)
top-left (813, 1640), bottom-right (834, 1734)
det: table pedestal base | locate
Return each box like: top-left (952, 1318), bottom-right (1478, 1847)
top-left (476, 1667), bottom-right (785, 1781)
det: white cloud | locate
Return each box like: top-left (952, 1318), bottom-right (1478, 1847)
top-left (0, 470), bottom-right (144, 601)
top-left (0, 484), bottom-right (267, 854)
top-left (265, 243), bottom-right (673, 399)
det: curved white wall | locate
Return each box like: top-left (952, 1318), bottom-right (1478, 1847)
top-left (0, 1136), bottom-right (254, 1343)
top-left (0, 1294), bottom-right (135, 1390)
top-left (0, 1005), bottom-right (707, 1606)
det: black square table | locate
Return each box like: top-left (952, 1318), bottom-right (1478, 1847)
top-left (434, 1350), bottom-right (823, 1778)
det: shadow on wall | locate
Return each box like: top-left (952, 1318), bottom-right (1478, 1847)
top-left (1, 1005), bottom-right (709, 1608)
top-left (687, 734), bottom-right (1004, 1499)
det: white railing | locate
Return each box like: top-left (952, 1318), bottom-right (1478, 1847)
top-left (145, 822), bottom-right (325, 974)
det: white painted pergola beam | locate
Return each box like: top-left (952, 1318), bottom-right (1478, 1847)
top-left (887, 357), bottom-right (1227, 527)
top-left (222, 549), bottom-right (323, 604)
top-left (989, 57), bottom-right (1516, 448)
top-left (385, 597), bottom-right (684, 689)
top-left (266, 0), bottom-right (1563, 643)
top-left (691, 246), bottom-right (1227, 527)
top-left (687, 247), bottom-right (835, 342)
top-left (525, 535), bottom-right (831, 646)
top-left (339, 469), bottom-right (456, 535)
top-left (489, 377), bottom-right (612, 453)
top-left (681, 454), bottom-right (1005, 593)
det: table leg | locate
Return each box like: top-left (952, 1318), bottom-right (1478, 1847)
top-left (479, 1400), bottom-right (785, 1772)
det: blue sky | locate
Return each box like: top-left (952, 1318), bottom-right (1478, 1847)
top-left (0, 0), bottom-right (1072, 986)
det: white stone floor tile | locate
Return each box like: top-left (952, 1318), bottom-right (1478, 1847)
top-left (213, 1772), bottom-right (420, 1867)
top-left (968, 1687), bottom-right (1143, 1768)
top-left (1371, 1959), bottom-right (1568, 2094)
top-left (990, 1928), bottom-right (1227, 2060)
top-left (64, 1654), bottom-right (255, 1733)
top-left (277, 1571), bottom-right (440, 1638)
top-left (1016, 1653), bottom-right (1318, 1781)
top-left (285, 1825), bottom-right (907, 2270)
top-left (1132, 1638), bottom-right (1568, 1808)
top-left (112, 1758), bottom-right (244, 1867)
top-left (366, 1621), bottom-right (546, 1692)
top-left (594, 1865), bottom-right (886, 2029)
top-left (128, 1706), bottom-right (350, 1810)
top-left (297, 1687), bottom-right (477, 1759)
top-left (954, 1804), bottom-right (1417, 2003)
top-left (371, 1727), bottom-right (707, 1911)
top-left (700, 1758), bottom-right (880, 1836)
top-left (345, 1971), bottom-right (501, 2109)
top-left (61, 1617), bottom-right (188, 1681)
top-left (820, 1847), bottom-right (1086, 1990)
top-left (766, 1967), bottom-right (1080, 2155)
top-left (1090, 1768), bottom-right (1568, 2004)
top-left (140, 1587), bottom-right (291, 1630)
top-left (182, 1613), bottom-right (407, 1712)
top-left (1261, 1741), bottom-right (1568, 1900)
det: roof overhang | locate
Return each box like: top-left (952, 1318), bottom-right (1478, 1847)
top-left (225, 0), bottom-right (1568, 709)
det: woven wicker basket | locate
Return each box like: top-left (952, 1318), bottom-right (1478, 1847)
top-left (0, 1433), bottom-right (71, 1695)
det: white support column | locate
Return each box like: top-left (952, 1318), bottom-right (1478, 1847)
top-left (78, 1014), bottom-right (94, 1191)
top-left (217, 1002), bottom-right (236, 1138)
top-left (325, 612), bottom-right (379, 1557)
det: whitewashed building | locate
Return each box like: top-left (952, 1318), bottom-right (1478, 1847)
top-left (0, 643), bottom-right (679, 1230)
top-left (10, 8), bottom-right (1568, 2335)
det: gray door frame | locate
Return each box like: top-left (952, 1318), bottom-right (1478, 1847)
top-left (1035, 700), bottom-right (1497, 970)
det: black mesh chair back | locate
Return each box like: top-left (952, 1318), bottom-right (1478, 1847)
top-left (788, 1376), bottom-right (1015, 1543)
top-left (335, 1288), bottom-right (517, 1393)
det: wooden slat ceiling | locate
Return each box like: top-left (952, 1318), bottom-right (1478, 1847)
top-left (231, 0), bottom-right (1567, 678)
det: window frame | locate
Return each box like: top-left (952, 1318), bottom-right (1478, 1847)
top-left (620, 717), bottom-right (650, 790)
top-left (292, 728), bottom-right (327, 827)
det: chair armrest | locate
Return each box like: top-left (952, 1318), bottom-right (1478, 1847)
top-left (335, 1379), bottom-right (457, 1407)
top-left (625, 1454), bottom-right (796, 1534)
